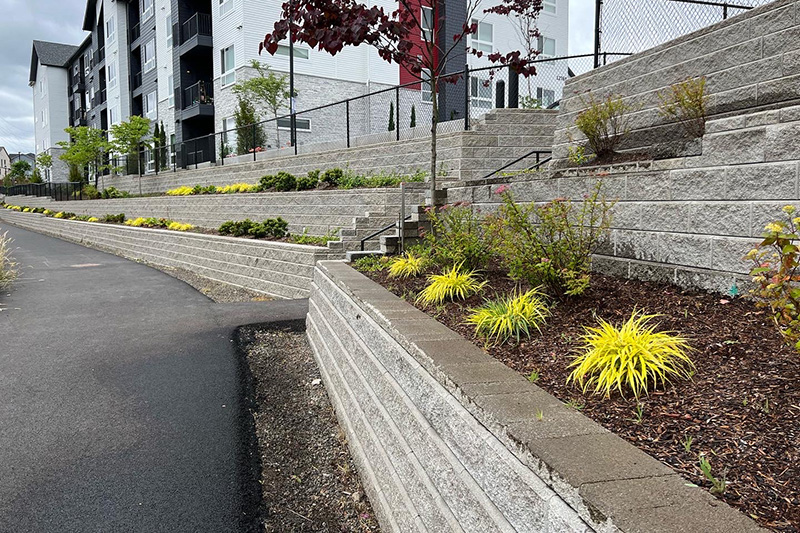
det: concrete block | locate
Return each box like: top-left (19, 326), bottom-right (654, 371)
top-left (765, 122), bottom-right (800, 161)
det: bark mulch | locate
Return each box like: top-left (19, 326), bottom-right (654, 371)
top-left (361, 268), bottom-right (799, 532)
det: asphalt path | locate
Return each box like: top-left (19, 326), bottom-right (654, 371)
top-left (0, 222), bottom-right (308, 532)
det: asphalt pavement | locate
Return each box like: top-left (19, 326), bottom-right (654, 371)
top-left (0, 222), bottom-right (308, 532)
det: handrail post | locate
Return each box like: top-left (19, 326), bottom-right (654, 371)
top-left (252, 124), bottom-right (257, 161)
top-left (395, 87), bottom-right (400, 142)
top-left (464, 64), bottom-right (470, 131)
top-left (346, 100), bottom-right (351, 149)
top-left (400, 182), bottom-right (406, 254)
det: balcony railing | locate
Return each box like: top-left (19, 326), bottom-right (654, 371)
top-left (182, 80), bottom-right (213, 109)
top-left (94, 47), bottom-right (105, 67)
top-left (132, 71), bottom-right (142, 90)
top-left (130, 23), bottom-right (140, 43)
top-left (92, 88), bottom-right (107, 107)
top-left (181, 13), bottom-right (212, 45)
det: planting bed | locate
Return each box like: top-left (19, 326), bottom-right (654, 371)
top-left (359, 267), bottom-right (799, 532)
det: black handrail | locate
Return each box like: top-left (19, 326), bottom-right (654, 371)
top-left (361, 215), bottom-right (412, 252)
top-left (183, 80), bottom-right (213, 109)
top-left (479, 149), bottom-right (552, 181)
top-left (181, 13), bottom-right (212, 44)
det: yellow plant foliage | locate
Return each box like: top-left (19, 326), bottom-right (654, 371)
top-left (166, 186), bottom-right (194, 196)
top-left (466, 288), bottom-right (550, 345)
top-left (388, 252), bottom-right (427, 279)
top-left (417, 265), bottom-right (486, 305)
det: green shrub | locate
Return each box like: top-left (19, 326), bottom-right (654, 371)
top-left (101, 187), bottom-right (130, 199)
top-left (295, 173), bottom-right (319, 191)
top-left (219, 218), bottom-right (288, 239)
top-left (467, 289), bottom-right (550, 345)
top-left (102, 213), bottom-right (126, 224)
top-left (574, 94), bottom-right (633, 158)
top-left (191, 184), bottom-right (216, 195)
top-left (567, 311), bottom-right (695, 399)
top-left (488, 182), bottom-right (615, 297)
top-left (259, 174), bottom-right (277, 190)
top-left (338, 172), bottom-right (367, 189)
top-left (81, 185), bottom-right (101, 199)
top-left (272, 171), bottom-right (296, 192)
top-left (290, 228), bottom-right (339, 245)
top-left (321, 168), bottom-right (344, 187)
top-left (424, 202), bottom-right (490, 270)
top-left (658, 77), bottom-right (709, 138)
top-left (417, 265), bottom-right (486, 305)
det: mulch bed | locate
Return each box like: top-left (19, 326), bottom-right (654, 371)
top-left (360, 268), bottom-right (799, 532)
top-left (237, 323), bottom-right (381, 532)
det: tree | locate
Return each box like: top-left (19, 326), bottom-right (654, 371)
top-left (234, 98), bottom-right (266, 154)
top-left (152, 122), bottom-right (161, 172)
top-left (8, 161), bottom-right (31, 184)
top-left (30, 167), bottom-right (43, 183)
top-left (36, 152), bottom-right (52, 182)
top-left (410, 104), bottom-right (417, 128)
top-left (58, 126), bottom-right (109, 184)
top-left (260, 0), bottom-right (541, 201)
top-left (109, 116), bottom-right (151, 176)
top-left (233, 60), bottom-right (290, 147)
top-left (388, 101), bottom-right (395, 131)
top-left (158, 121), bottom-right (169, 170)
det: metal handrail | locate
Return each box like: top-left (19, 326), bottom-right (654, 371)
top-left (361, 215), bottom-right (412, 252)
top-left (479, 149), bottom-right (552, 181)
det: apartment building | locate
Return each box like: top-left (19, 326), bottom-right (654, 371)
top-left (31, 0), bottom-right (568, 177)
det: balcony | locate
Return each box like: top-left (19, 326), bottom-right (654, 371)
top-left (181, 80), bottom-right (214, 120)
top-left (73, 108), bottom-right (87, 127)
top-left (130, 23), bottom-right (141, 44)
top-left (92, 88), bottom-right (107, 107)
top-left (179, 13), bottom-right (213, 55)
top-left (92, 47), bottom-right (105, 68)
top-left (131, 71), bottom-right (142, 91)
top-left (71, 75), bottom-right (85, 92)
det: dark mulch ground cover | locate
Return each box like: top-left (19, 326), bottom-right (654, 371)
top-left (361, 267), bottom-right (799, 532)
top-left (238, 323), bottom-right (381, 532)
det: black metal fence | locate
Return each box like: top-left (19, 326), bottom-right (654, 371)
top-left (596, 0), bottom-right (774, 65)
top-left (1, 182), bottom-right (87, 202)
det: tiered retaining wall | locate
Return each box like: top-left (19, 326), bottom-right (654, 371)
top-left (306, 261), bottom-right (763, 532)
top-left (0, 209), bottom-right (335, 299)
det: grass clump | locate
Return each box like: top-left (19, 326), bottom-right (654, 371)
top-left (388, 252), bottom-right (427, 279)
top-left (467, 288), bottom-right (550, 345)
top-left (658, 77), bottom-right (708, 138)
top-left (575, 93), bottom-right (633, 158)
top-left (567, 311), bottom-right (695, 399)
top-left (417, 265), bottom-right (486, 305)
top-left (353, 255), bottom-right (390, 272)
top-left (0, 232), bottom-right (17, 289)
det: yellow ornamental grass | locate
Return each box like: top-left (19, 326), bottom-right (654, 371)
top-left (467, 288), bottom-right (550, 345)
top-left (22, 208), bottom-right (31, 212)
top-left (43, 209), bottom-right (54, 216)
top-left (167, 222), bottom-right (193, 231)
top-left (124, 217), bottom-right (147, 227)
top-left (388, 252), bottom-right (427, 278)
top-left (219, 183), bottom-right (259, 194)
top-left (417, 265), bottom-right (486, 305)
top-left (567, 311), bottom-right (695, 399)
top-left (87, 217), bottom-right (100, 223)
top-left (54, 212), bottom-right (65, 218)
top-left (166, 186), bottom-right (194, 196)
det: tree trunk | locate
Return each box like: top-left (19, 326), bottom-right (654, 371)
top-left (429, 77), bottom-right (438, 206)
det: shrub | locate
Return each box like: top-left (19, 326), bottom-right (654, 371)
top-left (192, 184), bottom-right (216, 195)
top-left (166, 186), bottom-right (194, 196)
top-left (467, 289), bottom-right (550, 345)
top-left (81, 185), bottom-right (101, 199)
top-left (338, 172), bottom-right (367, 189)
top-left (417, 265), bottom-right (486, 305)
top-left (219, 218), bottom-right (287, 239)
top-left (290, 228), bottom-right (339, 246)
top-left (101, 187), bottom-right (130, 199)
top-left (272, 172), bottom-right (296, 192)
top-left (424, 202), bottom-right (490, 270)
top-left (574, 94), bottom-right (633, 158)
top-left (167, 221), bottom-right (193, 231)
top-left (353, 255), bottom-right (390, 272)
top-left (218, 183), bottom-right (259, 194)
top-left (295, 174), bottom-right (319, 191)
top-left (747, 206), bottom-right (800, 351)
top-left (259, 174), bottom-right (277, 190)
top-left (321, 168), bottom-right (344, 187)
top-left (102, 213), bottom-right (126, 223)
top-left (488, 182), bottom-right (615, 297)
top-left (87, 217), bottom-right (100, 222)
top-left (0, 232), bottom-right (16, 289)
top-left (43, 209), bottom-right (54, 216)
top-left (567, 311), bottom-right (695, 399)
top-left (658, 77), bottom-right (708, 138)
top-left (388, 252), bottom-right (427, 278)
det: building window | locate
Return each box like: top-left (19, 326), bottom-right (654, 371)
top-left (421, 6), bottom-right (433, 42)
top-left (470, 76), bottom-right (492, 109)
top-left (107, 15), bottom-right (116, 44)
top-left (275, 44), bottom-right (309, 59)
top-left (109, 105), bottom-right (119, 126)
top-left (41, 110), bottom-right (47, 125)
top-left (221, 45), bottom-right (235, 87)
top-left (141, 0), bottom-right (154, 21)
top-left (39, 80), bottom-right (45, 96)
top-left (471, 20), bottom-right (493, 53)
top-left (166, 13), bottom-right (173, 48)
top-left (84, 53), bottom-right (91, 76)
top-left (168, 75), bottom-right (174, 107)
top-left (537, 87), bottom-right (555, 107)
top-left (222, 117), bottom-right (237, 151)
top-left (277, 117), bottom-right (311, 131)
top-left (170, 133), bottom-right (176, 166)
top-left (143, 39), bottom-right (156, 73)
top-left (538, 36), bottom-right (556, 57)
top-left (145, 90), bottom-right (157, 120)
top-left (421, 68), bottom-right (432, 103)
top-left (219, 0), bottom-right (234, 17)
top-left (107, 61), bottom-right (117, 89)
top-left (543, 0), bottom-right (556, 14)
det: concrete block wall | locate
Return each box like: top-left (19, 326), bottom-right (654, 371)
top-left (0, 209), bottom-right (336, 299)
top-left (96, 109), bottom-right (556, 195)
top-left (447, 104), bottom-right (800, 293)
top-left (553, 0), bottom-right (800, 163)
top-left (307, 261), bottom-right (763, 533)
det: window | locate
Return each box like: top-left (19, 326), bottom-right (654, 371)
top-left (109, 105), bottom-right (120, 126)
top-left (141, 0), bottom-right (154, 21)
top-left (275, 44), bottom-right (309, 59)
top-left (537, 87), bottom-right (555, 107)
top-left (471, 19), bottom-right (493, 53)
top-left (84, 53), bottom-right (91, 76)
top-left (421, 6), bottom-right (433, 42)
top-left (107, 61), bottom-right (117, 89)
top-left (39, 80), bottom-right (45, 96)
top-left (470, 76), bottom-right (492, 109)
top-left (168, 75), bottom-right (174, 107)
top-left (85, 91), bottom-right (92, 111)
top-left (538, 36), bottom-right (556, 57)
top-left (222, 117), bottom-right (237, 151)
top-left (170, 133), bottom-right (176, 165)
top-left (143, 39), bottom-right (156, 73)
top-left (219, 0), bottom-right (234, 17)
top-left (41, 110), bottom-right (47, 125)
top-left (421, 68), bottom-right (432, 103)
top-left (107, 16), bottom-right (116, 44)
top-left (166, 13), bottom-right (173, 48)
top-left (277, 117), bottom-right (311, 131)
top-left (543, 0), bottom-right (556, 14)
top-left (145, 90), bottom-right (157, 120)
top-left (220, 45), bottom-right (235, 86)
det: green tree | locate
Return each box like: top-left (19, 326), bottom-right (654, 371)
top-left (35, 152), bottom-right (52, 182)
top-left (29, 167), bottom-right (43, 183)
top-left (388, 101), bottom-right (395, 131)
top-left (158, 121), bottom-right (169, 170)
top-left (233, 60), bottom-right (290, 147)
top-left (152, 122), bottom-right (161, 172)
top-left (109, 116), bottom-right (151, 176)
top-left (234, 98), bottom-right (265, 154)
top-left (57, 126), bottom-right (109, 183)
top-left (8, 161), bottom-right (31, 184)
top-left (410, 104), bottom-right (416, 128)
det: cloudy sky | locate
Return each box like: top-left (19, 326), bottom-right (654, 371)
top-left (0, 0), bottom-right (595, 154)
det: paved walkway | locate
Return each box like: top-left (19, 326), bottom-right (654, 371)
top-left (0, 223), bottom-right (308, 532)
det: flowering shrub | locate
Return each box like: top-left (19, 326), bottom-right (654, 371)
top-left (658, 77), bottom-right (708, 138)
top-left (574, 94), bottom-right (633, 158)
top-left (487, 182), bottom-right (615, 297)
top-left (424, 202), bottom-right (491, 271)
top-left (747, 205), bottom-right (800, 351)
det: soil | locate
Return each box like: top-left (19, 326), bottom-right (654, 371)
top-left (361, 268), bottom-right (800, 532)
top-left (237, 323), bottom-right (381, 533)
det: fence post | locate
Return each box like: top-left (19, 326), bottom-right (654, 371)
top-left (395, 87), bottom-right (400, 142)
top-left (509, 70), bottom-right (519, 109)
top-left (252, 124), bottom-right (257, 162)
top-left (594, 0), bottom-right (603, 68)
top-left (464, 64), bottom-right (470, 131)
top-left (346, 100), bottom-right (351, 149)
top-left (496, 80), bottom-right (506, 108)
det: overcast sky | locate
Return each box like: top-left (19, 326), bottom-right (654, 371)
top-left (0, 0), bottom-right (595, 154)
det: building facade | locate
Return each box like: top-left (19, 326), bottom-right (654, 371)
top-left (30, 0), bottom-right (568, 175)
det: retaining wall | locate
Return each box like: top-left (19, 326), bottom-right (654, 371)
top-left (306, 261), bottom-right (762, 532)
top-left (448, 103), bottom-right (800, 293)
top-left (0, 209), bottom-right (336, 299)
top-left (553, 0), bottom-right (800, 163)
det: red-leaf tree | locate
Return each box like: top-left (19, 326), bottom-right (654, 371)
top-left (260, 0), bottom-right (543, 200)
